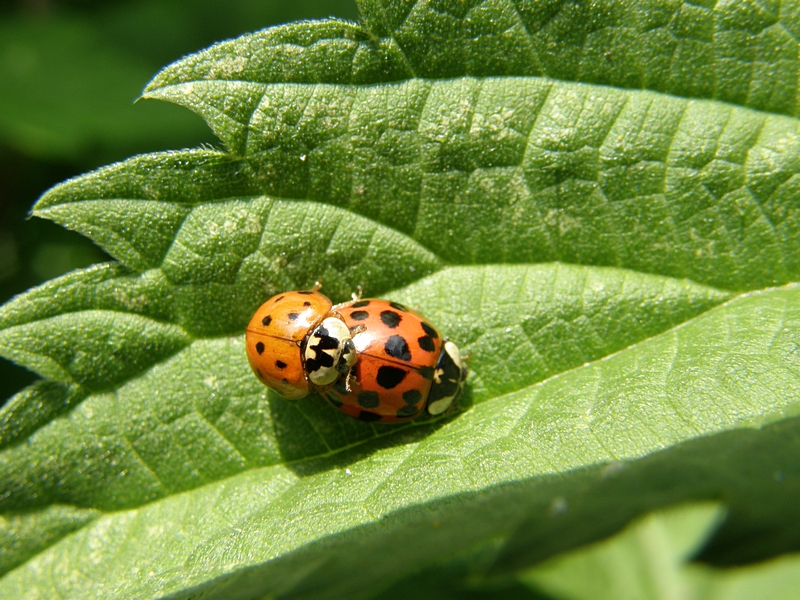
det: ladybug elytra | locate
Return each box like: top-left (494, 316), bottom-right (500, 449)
top-left (245, 290), bottom-right (356, 400)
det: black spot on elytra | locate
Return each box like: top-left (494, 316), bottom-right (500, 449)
top-left (262, 315), bottom-right (272, 327)
top-left (298, 291), bottom-right (313, 295)
top-left (282, 378), bottom-right (290, 384)
top-left (275, 296), bottom-right (285, 303)
top-left (358, 411), bottom-right (382, 422)
top-left (402, 389), bottom-right (422, 405)
top-left (350, 310), bottom-right (369, 321)
top-left (256, 368), bottom-right (264, 379)
top-left (396, 405), bottom-right (419, 418)
top-left (357, 391), bottom-right (380, 408)
top-left (275, 360), bottom-right (287, 369)
top-left (421, 322), bottom-right (438, 339)
top-left (389, 301), bottom-right (408, 312)
top-left (418, 366), bottom-right (434, 381)
top-left (385, 335), bottom-right (411, 361)
top-left (303, 301), bottom-right (311, 307)
top-left (376, 365), bottom-right (407, 389)
top-left (351, 300), bottom-right (370, 308)
top-left (255, 341), bottom-right (265, 355)
top-left (380, 310), bottom-right (402, 328)
top-left (288, 313), bottom-right (299, 321)
top-left (418, 336), bottom-right (435, 352)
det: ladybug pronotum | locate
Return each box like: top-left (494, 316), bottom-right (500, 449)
top-left (245, 290), bottom-right (467, 422)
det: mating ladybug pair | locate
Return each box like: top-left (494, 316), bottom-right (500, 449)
top-left (245, 289), bottom-right (467, 423)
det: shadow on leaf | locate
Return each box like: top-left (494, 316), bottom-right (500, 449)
top-left (268, 385), bottom-right (473, 476)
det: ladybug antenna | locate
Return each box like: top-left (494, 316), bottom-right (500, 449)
top-left (313, 279), bottom-right (323, 291)
top-left (351, 285), bottom-right (363, 302)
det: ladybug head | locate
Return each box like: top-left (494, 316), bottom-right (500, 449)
top-left (303, 317), bottom-right (358, 387)
top-left (426, 340), bottom-right (467, 416)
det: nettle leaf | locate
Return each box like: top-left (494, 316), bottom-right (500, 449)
top-left (519, 503), bottom-right (800, 600)
top-left (2, 0), bottom-right (800, 598)
top-left (1, 284), bottom-right (798, 598)
top-left (518, 503), bottom-right (729, 599)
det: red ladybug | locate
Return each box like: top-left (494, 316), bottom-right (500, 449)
top-left (326, 299), bottom-right (467, 423)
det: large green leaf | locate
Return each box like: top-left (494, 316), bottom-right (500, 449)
top-left (1, 281), bottom-right (798, 597)
top-left (2, 0), bottom-right (800, 598)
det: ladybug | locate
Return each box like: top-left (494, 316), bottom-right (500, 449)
top-left (245, 289), bottom-right (357, 399)
top-left (246, 290), bottom-right (467, 423)
top-left (326, 299), bottom-right (467, 423)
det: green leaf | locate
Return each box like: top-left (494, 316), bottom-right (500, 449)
top-left (372, 417), bottom-right (800, 599)
top-left (519, 503), bottom-right (728, 599)
top-left (70, 77), bottom-right (800, 291)
top-left (2, 0), bottom-right (800, 597)
top-left (152, 0), bottom-right (800, 117)
top-left (1, 276), bottom-right (797, 596)
top-left (0, 264), bottom-right (731, 510)
top-left (689, 555), bottom-right (800, 600)
top-left (518, 503), bottom-right (800, 600)
top-left (0, 381), bottom-right (85, 451)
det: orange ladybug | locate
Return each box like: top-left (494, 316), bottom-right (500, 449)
top-left (326, 299), bottom-right (467, 423)
top-left (245, 290), bottom-right (356, 399)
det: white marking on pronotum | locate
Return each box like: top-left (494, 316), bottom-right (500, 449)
top-left (305, 317), bottom-right (356, 386)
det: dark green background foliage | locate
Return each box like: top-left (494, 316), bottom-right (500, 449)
top-left (0, 0), bottom-right (360, 400)
top-left (1, 0), bottom-right (800, 598)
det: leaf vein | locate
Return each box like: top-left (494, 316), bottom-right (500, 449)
top-left (117, 414), bottom-right (173, 495)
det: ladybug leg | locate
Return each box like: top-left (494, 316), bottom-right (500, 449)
top-left (461, 352), bottom-right (471, 381)
top-left (348, 324), bottom-right (367, 337)
top-left (324, 368), bottom-right (354, 395)
top-left (351, 285), bottom-right (363, 302)
top-left (313, 279), bottom-right (323, 291)
top-left (344, 367), bottom-right (355, 393)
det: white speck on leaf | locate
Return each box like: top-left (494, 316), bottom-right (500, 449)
top-left (549, 496), bottom-right (568, 516)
